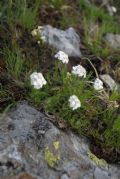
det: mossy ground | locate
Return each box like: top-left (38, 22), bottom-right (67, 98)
top-left (0, 0), bottom-right (120, 164)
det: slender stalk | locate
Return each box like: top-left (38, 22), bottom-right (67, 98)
top-left (82, 57), bottom-right (99, 78)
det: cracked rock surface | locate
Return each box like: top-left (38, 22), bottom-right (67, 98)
top-left (0, 102), bottom-right (120, 179)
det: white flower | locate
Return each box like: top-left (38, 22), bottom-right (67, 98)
top-left (69, 95), bottom-right (81, 110)
top-left (93, 78), bottom-right (103, 91)
top-left (111, 6), bottom-right (117, 13)
top-left (54, 51), bottom-right (69, 64)
top-left (31, 29), bottom-right (38, 36)
top-left (107, 5), bottom-right (117, 16)
top-left (30, 72), bottom-right (47, 89)
top-left (37, 26), bottom-right (46, 42)
top-left (72, 65), bottom-right (86, 78)
top-left (40, 35), bottom-right (46, 42)
top-left (38, 26), bottom-right (44, 30)
top-left (67, 72), bottom-right (71, 77)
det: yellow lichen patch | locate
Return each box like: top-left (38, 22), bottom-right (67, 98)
top-left (87, 151), bottom-right (108, 168)
top-left (44, 147), bottom-right (60, 168)
top-left (53, 141), bottom-right (60, 150)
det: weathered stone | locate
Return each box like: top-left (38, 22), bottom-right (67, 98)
top-left (105, 33), bottom-right (120, 49)
top-left (94, 168), bottom-right (110, 179)
top-left (38, 25), bottom-right (81, 57)
top-left (0, 102), bottom-right (120, 179)
top-left (100, 74), bottom-right (119, 91)
top-left (61, 174), bottom-right (69, 179)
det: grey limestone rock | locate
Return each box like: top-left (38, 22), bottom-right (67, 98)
top-left (39, 25), bottom-right (81, 57)
top-left (105, 33), bottom-right (120, 49)
top-left (100, 74), bottom-right (119, 91)
top-left (0, 102), bottom-right (120, 178)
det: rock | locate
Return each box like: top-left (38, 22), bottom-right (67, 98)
top-left (38, 25), bottom-right (81, 57)
top-left (61, 174), bottom-right (69, 179)
top-left (100, 74), bottom-right (119, 91)
top-left (0, 102), bottom-right (120, 179)
top-left (94, 168), bottom-right (110, 179)
top-left (106, 5), bottom-right (117, 16)
top-left (105, 33), bottom-right (120, 49)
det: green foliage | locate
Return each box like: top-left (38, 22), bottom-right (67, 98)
top-left (60, 8), bottom-right (79, 28)
top-left (3, 47), bottom-right (25, 80)
top-left (0, 85), bottom-right (14, 114)
top-left (78, 0), bottom-right (120, 57)
top-left (50, 0), bottom-right (65, 9)
top-left (28, 60), bottom-right (120, 151)
top-left (28, 87), bottom-right (50, 106)
top-left (104, 115), bottom-right (120, 148)
top-left (83, 17), bottom-right (116, 56)
top-left (18, 0), bottom-right (41, 30)
top-left (113, 115), bottom-right (120, 132)
top-left (0, 0), bottom-right (41, 30)
top-left (0, 87), bottom-right (10, 106)
top-left (0, 103), bottom-right (13, 121)
top-left (109, 91), bottom-right (120, 101)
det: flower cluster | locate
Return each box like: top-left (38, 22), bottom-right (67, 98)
top-left (30, 72), bottom-right (47, 89)
top-left (69, 95), bottom-right (81, 110)
top-left (31, 29), bottom-right (38, 37)
top-left (72, 64), bottom-right (86, 78)
top-left (54, 51), bottom-right (69, 64)
top-left (31, 26), bottom-right (46, 44)
top-left (30, 50), bottom-right (106, 110)
top-left (93, 78), bottom-right (103, 91)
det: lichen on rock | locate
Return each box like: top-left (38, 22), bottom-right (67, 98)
top-left (87, 151), bottom-right (108, 169)
top-left (44, 141), bottom-right (60, 168)
top-left (53, 141), bottom-right (60, 150)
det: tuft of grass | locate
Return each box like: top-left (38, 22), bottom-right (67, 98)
top-left (18, 0), bottom-right (41, 30)
top-left (50, 0), bottom-right (65, 9)
top-left (60, 6), bottom-right (79, 28)
top-left (0, 103), bottom-right (13, 121)
top-left (2, 47), bottom-right (25, 81)
top-left (103, 114), bottom-right (120, 148)
top-left (2, 46), bottom-right (35, 87)
top-left (78, 0), bottom-right (120, 57)
top-left (0, 0), bottom-right (41, 30)
top-left (0, 86), bottom-right (13, 112)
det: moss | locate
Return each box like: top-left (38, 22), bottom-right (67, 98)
top-left (44, 141), bottom-right (60, 168)
top-left (87, 151), bottom-right (108, 168)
